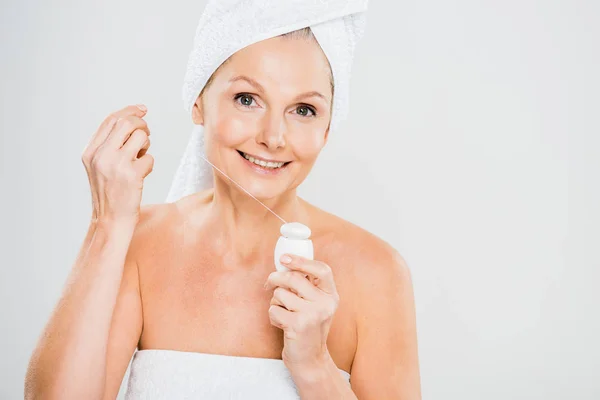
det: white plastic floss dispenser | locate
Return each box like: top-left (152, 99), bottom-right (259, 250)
top-left (274, 222), bottom-right (314, 272)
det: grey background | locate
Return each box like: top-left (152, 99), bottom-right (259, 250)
top-left (1, 0), bottom-right (599, 399)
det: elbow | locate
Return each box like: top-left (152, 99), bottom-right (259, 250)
top-left (24, 360), bottom-right (57, 400)
top-left (24, 365), bottom-right (47, 400)
top-left (24, 352), bottom-right (43, 400)
top-left (24, 358), bottom-right (102, 400)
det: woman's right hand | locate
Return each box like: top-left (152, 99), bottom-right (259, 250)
top-left (81, 104), bottom-right (154, 226)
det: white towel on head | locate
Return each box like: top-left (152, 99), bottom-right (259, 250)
top-left (166, 0), bottom-right (369, 203)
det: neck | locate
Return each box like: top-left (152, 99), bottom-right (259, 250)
top-left (204, 177), bottom-right (307, 264)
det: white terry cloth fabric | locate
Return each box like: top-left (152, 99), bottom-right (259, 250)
top-left (124, 349), bottom-right (351, 399)
top-left (165, 0), bottom-right (369, 203)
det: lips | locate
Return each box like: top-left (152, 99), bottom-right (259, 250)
top-left (237, 150), bottom-right (291, 164)
top-left (236, 150), bottom-right (292, 174)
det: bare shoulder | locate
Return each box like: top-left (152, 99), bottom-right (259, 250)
top-left (306, 201), bottom-right (410, 281)
top-left (128, 192), bottom-right (210, 256)
top-left (307, 203), bottom-right (420, 398)
top-left (128, 203), bottom-right (176, 250)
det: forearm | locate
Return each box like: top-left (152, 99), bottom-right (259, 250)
top-left (25, 219), bottom-right (136, 400)
top-left (291, 352), bottom-right (357, 400)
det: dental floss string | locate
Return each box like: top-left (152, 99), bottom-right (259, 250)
top-left (198, 153), bottom-right (288, 224)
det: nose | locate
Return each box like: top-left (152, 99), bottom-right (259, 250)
top-left (256, 110), bottom-right (286, 150)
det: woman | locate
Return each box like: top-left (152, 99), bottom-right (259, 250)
top-left (25, 2), bottom-right (421, 400)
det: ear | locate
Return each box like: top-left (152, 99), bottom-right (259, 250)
top-left (191, 95), bottom-right (204, 125)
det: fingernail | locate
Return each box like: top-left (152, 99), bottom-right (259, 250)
top-left (280, 255), bottom-right (292, 264)
top-left (136, 104), bottom-right (147, 112)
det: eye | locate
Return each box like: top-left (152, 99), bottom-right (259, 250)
top-left (234, 93), bottom-right (317, 118)
top-left (295, 104), bottom-right (317, 118)
top-left (234, 93), bottom-right (257, 107)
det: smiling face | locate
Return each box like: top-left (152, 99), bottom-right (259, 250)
top-left (192, 30), bottom-right (334, 200)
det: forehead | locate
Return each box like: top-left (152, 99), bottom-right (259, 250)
top-left (216, 35), bottom-right (332, 95)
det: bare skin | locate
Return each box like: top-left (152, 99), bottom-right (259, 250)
top-left (24, 104), bottom-right (154, 400)
top-left (134, 192), bottom-right (359, 367)
top-left (102, 188), bottom-right (420, 399)
top-left (25, 30), bottom-right (421, 400)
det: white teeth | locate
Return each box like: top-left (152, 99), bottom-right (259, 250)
top-left (242, 152), bottom-right (285, 169)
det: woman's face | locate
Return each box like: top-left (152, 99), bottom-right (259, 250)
top-left (192, 34), bottom-right (333, 200)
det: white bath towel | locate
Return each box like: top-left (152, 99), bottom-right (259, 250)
top-left (125, 349), bottom-right (350, 399)
top-left (165, 0), bottom-right (369, 203)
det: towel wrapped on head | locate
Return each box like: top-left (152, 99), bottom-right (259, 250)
top-left (166, 0), bottom-right (369, 203)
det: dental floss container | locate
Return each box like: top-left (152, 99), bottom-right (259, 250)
top-left (274, 222), bottom-right (313, 272)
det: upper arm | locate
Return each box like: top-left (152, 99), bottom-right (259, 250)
top-left (350, 246), bottom-right (422, 399)
top-left (102, 222), bottom-right (147, 399)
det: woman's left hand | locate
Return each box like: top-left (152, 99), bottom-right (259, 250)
top-left (264, 254), bottom-right (340, 373)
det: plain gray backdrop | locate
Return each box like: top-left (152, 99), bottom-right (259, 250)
top-left (1, 0), bottom-right (598, 399)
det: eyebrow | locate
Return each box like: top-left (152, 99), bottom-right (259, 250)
top-left (229, 75), bottom-right (328, 102)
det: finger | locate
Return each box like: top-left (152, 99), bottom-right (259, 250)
top-left (122, 129), bottom-right (149, 160)
top-left (114, 104), bottom-right (148, 118)
top-left (88, 105), bottom-right (147, 152)
top-left (270, 294), bottom-right (287, 310)
top-left (137, 137), bottom-right (150, 158)
top-left (106, 115), bottom-right (150, 150)
top-left (268, 304), bottom-right (292, 330)
top-left (280, 255), bottom-right (337, 294)
top-left (83, 117), bottom-right (119, 160)
top-left (265, 271), bottom-right (320, 301)
top-left (271, 287), bottom-right (307, 312)
top-left (134, 153), bottom-right (154, 178)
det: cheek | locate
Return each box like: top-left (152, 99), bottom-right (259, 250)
top-left (291, 128), bottom-right (327, 160)
top-left (207, 100), bottom-right (253, 147)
